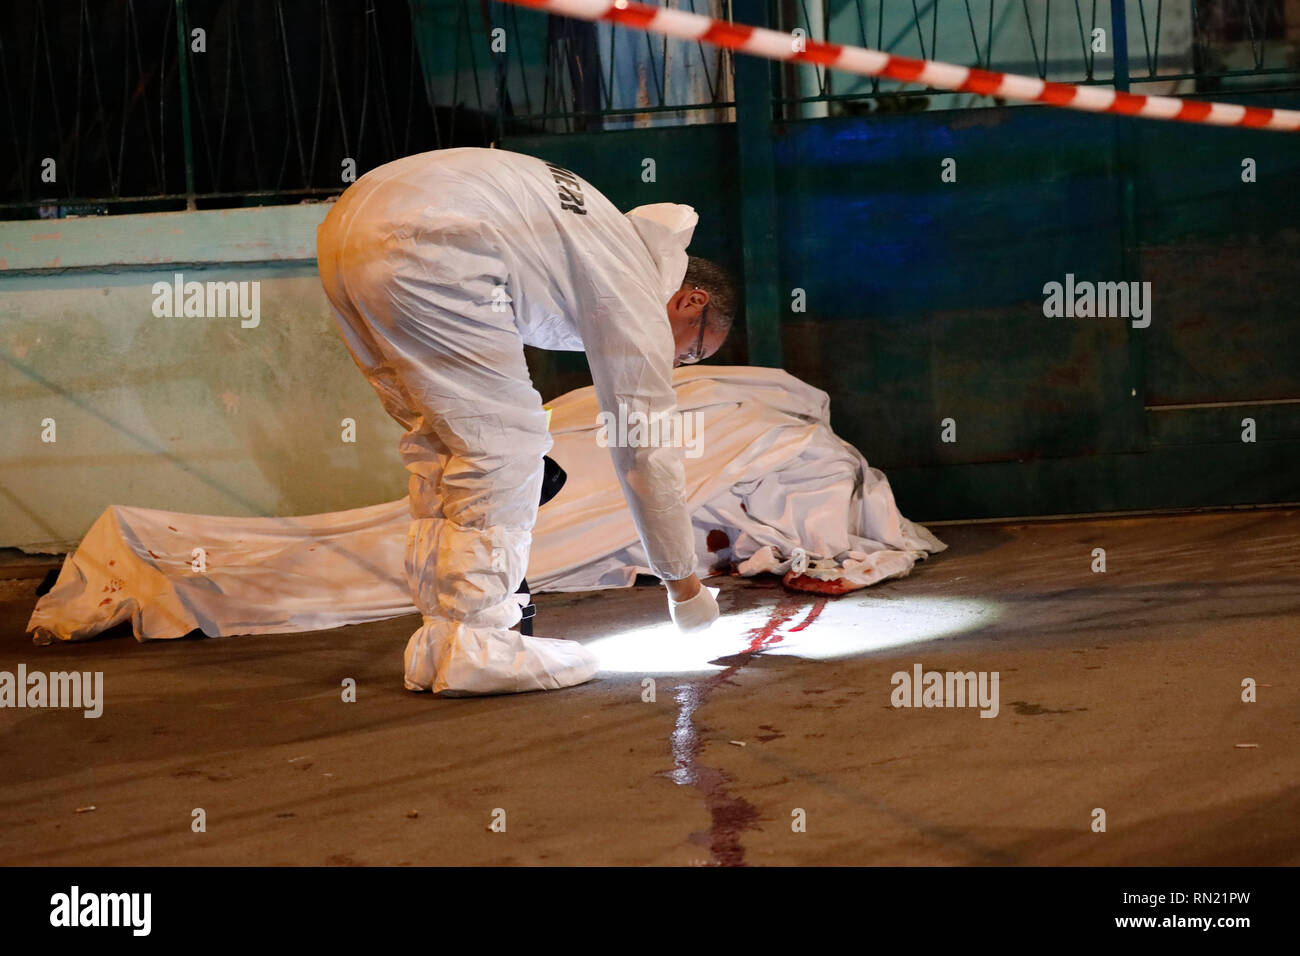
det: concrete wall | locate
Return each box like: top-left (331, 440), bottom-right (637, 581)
top-left (5, 90), bottom-right (1299, 552)
top-left (0, 205), bottom-right (408, 552)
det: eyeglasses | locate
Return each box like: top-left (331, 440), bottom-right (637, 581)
top-left (679, 289), bottom-right (709, 365)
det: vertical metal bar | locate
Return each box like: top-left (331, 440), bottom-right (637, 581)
top-left (732, 0), bottom-right (782, 368)
top-left (1111, 0), bottom-right (1145, 449)
top-left (1111, 0), bottom-right (1134, 282)
top-left (1110, 0), bottom-right (1130, 91)
top-left (490, 0), bottom-right (506, 144)
top-left (1152, 0), bottom-right (1162, 75)
top-left (174, 0), bottom-right (196, 208)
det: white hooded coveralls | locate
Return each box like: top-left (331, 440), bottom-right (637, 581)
top-left (316, 148), bottom-right (699, 695)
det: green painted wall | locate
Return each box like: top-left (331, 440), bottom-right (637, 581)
top-left (508, 93), bottom-right (1300, 518)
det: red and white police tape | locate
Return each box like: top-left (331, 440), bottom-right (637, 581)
top-left (498, 0), bottom-right (1300, 131)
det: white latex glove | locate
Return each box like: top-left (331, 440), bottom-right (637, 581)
top-left (668, 585), bottom-right (720, 634)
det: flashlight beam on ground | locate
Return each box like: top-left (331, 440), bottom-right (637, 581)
top-left (496, 0), bottom-right (1300, 132)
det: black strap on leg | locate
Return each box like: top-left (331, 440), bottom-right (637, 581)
top-left (540, 455), bottom-right (567, 506)
top-left (516, 576), bottom-right (535, 637)
top-left (518, 457), bottom-right (565, 637)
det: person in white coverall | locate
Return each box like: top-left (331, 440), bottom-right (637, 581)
top-left (316, 147), bottom-right (734, 696)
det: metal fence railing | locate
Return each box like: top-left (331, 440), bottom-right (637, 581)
top-left (486, 0), bottom-right (735, 130)
top-left (0, 0), bottom-right (486, 218)
top-left (777, 0), bottom-right (1300, 118)
top-left (2, 0), bottom-right (1296, 217)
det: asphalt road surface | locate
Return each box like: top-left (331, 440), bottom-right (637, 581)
top-left (2, 509), bottom-right (1295, 866)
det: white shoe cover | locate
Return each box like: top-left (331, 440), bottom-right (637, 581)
top-left (404, 618), bottom-right (598, 696)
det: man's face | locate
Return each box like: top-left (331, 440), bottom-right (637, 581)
top-left (667, 283), bottom-right (727, 366)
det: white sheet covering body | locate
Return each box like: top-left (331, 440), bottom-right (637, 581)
top-left (28, 366), bottom-right (945, 644)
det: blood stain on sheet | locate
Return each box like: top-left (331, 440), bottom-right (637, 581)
top-left (783, 571), bottom-right (856, 595)
top-left (168, 526), bottom-right (178, 532)
top-left (706, 530), bottom-right (730, 552)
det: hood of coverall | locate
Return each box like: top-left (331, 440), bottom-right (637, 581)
top-left (624, 203), bottom-right (700, 303)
